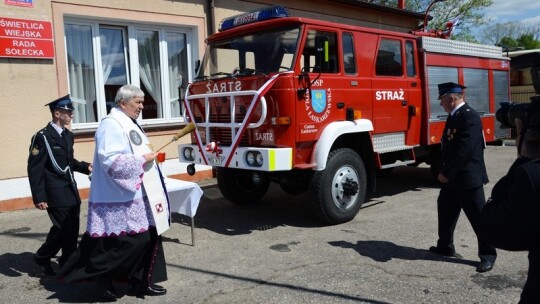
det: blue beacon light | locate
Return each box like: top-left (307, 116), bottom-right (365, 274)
top-left (219, 5), bottom-right (289, 31)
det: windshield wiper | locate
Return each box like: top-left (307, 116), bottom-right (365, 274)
top-left (194, 75), bottom-right (209, 80)
top-left (234, 68), bottom-right (267, 76)
top-left (210, 72), bottom-right (233, 78)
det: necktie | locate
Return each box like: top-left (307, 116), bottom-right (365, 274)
top-left (61, 129), bottom-right (68, 145)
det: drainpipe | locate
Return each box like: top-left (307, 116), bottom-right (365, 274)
top-left (206, 0), bottom-right (216, 36)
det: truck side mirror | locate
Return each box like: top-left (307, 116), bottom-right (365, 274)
top-left (195, 59), bottom-right (201, 75)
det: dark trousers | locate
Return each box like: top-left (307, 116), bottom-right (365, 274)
top-left (436, 185), bottom-right (497, 261)
top-left (36, 205), bottom-right (80, 266)
top-left (520, 250), bottom-right (540, 304)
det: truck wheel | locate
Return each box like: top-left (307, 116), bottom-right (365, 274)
top-left (311, 148), bottom-right (367, 224)
top-left (217, 168), bottom-right (270, 205)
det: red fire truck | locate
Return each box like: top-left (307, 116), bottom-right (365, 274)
top-left (178, 6), bottom-right (510, 224)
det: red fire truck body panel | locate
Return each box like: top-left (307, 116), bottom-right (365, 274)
top-left (178, 7), bottom-right (510, 223)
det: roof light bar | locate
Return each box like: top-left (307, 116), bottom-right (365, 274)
top-left (219, 5), bottom-right (289, 31)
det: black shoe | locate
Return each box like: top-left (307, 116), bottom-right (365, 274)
top-left (128, 282), bottom-right (167, 298)
top-left (144, 285), bottom-right (167, 296)
top-left (33, 255), bottom-right (56, 276)
top-left (429, 246), bottom-right (463, 259)
top-left (150, 284), bottom-right (166, 291)
top-left (476, 260), bottom-right (494, 273)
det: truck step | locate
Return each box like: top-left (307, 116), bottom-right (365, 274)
top-left (375, 145), bottom-right (414, 154)
top-left (375, 146), bottom-right (416, 169)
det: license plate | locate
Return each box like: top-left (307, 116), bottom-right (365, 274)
top-left (207, 155), bottom-right (225, 165)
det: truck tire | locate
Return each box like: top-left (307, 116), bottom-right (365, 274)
top-left (217, 168), bottom-right (270, 205)
top-left (310, 148), bottom-right (367, 224)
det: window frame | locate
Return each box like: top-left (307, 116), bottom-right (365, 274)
top-left (64, 17), bottom-right (196, 131)
top-left (342, 32), bottom-right (357, 75)
top-left (375, 38), bottom-right (403, 77)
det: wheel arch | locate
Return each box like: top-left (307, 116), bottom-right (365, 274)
top-left (311, 119), bottom-right (376, 193)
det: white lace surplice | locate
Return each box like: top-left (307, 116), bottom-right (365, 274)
top-left (87, 109), bottom-right (156, 237)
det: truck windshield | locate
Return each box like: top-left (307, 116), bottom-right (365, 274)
top-left (196, 26), bottom-right (301, 79)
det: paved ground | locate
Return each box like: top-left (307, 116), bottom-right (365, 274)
top-left (0, 145), bottom-right (528, 303)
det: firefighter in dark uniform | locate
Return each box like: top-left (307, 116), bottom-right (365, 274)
top-left (481, 101), bottom-right (540, 303)
top-left (428, 82), bottom-right (497, 273)
top-left (27, 95), bottom-right (92, 276)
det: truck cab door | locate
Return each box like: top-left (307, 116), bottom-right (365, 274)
top-left (371, 38), bottom-right (412, 135)
top-left (295, 29), bottom-right (345, 143)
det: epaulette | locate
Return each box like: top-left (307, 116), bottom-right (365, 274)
top-left (35, 128), bottom-right (46, 136)
top-left (29, 128), bottom-right (47, 155)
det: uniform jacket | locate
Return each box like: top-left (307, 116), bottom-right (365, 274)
top-left (27, 123), bottom-right (90, 207)
top-left (481, 157), bottom-right (540, 303)
top-left (480, 157), bottom-right (540, 251)
top-left (440, 103), bottom-right (489, 189)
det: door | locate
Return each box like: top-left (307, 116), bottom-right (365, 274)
top-left (371, 37), bottom-right (410, 134)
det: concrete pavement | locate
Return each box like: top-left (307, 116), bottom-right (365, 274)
top-left (0, 145), bottom-right (528, 303)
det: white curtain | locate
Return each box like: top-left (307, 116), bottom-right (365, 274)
top-left (66, 24), bottom-right (97, 123)
top-left (100, 28), bottom-right (124, 84)
top-left (138, 30), bottom-right (162, 118)
top-left (167, 32), bottom-right (187, 118)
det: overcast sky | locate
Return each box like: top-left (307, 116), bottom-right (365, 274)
top-left (482, 0), bottom-right (540, 25)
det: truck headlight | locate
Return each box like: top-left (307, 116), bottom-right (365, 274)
top-left (245, 151), bottom-right (263, 167)
top-left (183, 147), bottom-right (195, 161)
top-left (256, 153), bottom-right (264, 166)
top-left (246, 151), bottom-right (255, 166)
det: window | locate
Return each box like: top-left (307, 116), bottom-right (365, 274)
top-left (463, 68), bottom-right (490, 114)
top-left (493, 70), bottom-right (510, 138)
top-left (198, 26), bottom-right (299, 78)
top-left (427, 66), bottom-right (458, 120)
top-left (300, 30), bottom-right (338, 73)
top-left (64, 19), bottom-right (194, 128)
top-left (100, 26), bottom-right (128, 117)
top-left (343, 33), bottom-right (356, 74)
top-left (376, 39), bottom-right (403, 76)
top-left (65, 24), bottom-right (97, 123)
top-left (405, 40), bottom-right (416, 77)
top-left (493, 70), bottom-right (509, 105)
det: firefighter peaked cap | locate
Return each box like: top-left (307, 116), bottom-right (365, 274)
top-left (438, 82), bottom-right (466, 99)
top-left (45, 94), bottom-right (75, 112)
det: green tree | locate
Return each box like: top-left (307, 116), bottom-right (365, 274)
top-left (479, 21), bottom-right (521, 45)
top-left (480, 22), bottom-right (540, 48)
top-left (498, 36), bottom-right (519, 49)
top-left (368, 0), bottom-right (494, 42)
top-left (517, 34), bottom-right (540, 50)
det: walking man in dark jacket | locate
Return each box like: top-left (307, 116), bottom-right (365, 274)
top-left (428, 82), bottom-right (497, 273)
top-left (27, 95), bottom-right (91, 276)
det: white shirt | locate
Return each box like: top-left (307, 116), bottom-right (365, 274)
top-left (450, 102), bottom-right (465, 117)
top-left (49, 122), bottom-right (64, 136)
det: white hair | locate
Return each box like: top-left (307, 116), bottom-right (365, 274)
top-left (114, 85), bottom-right (144, 107)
